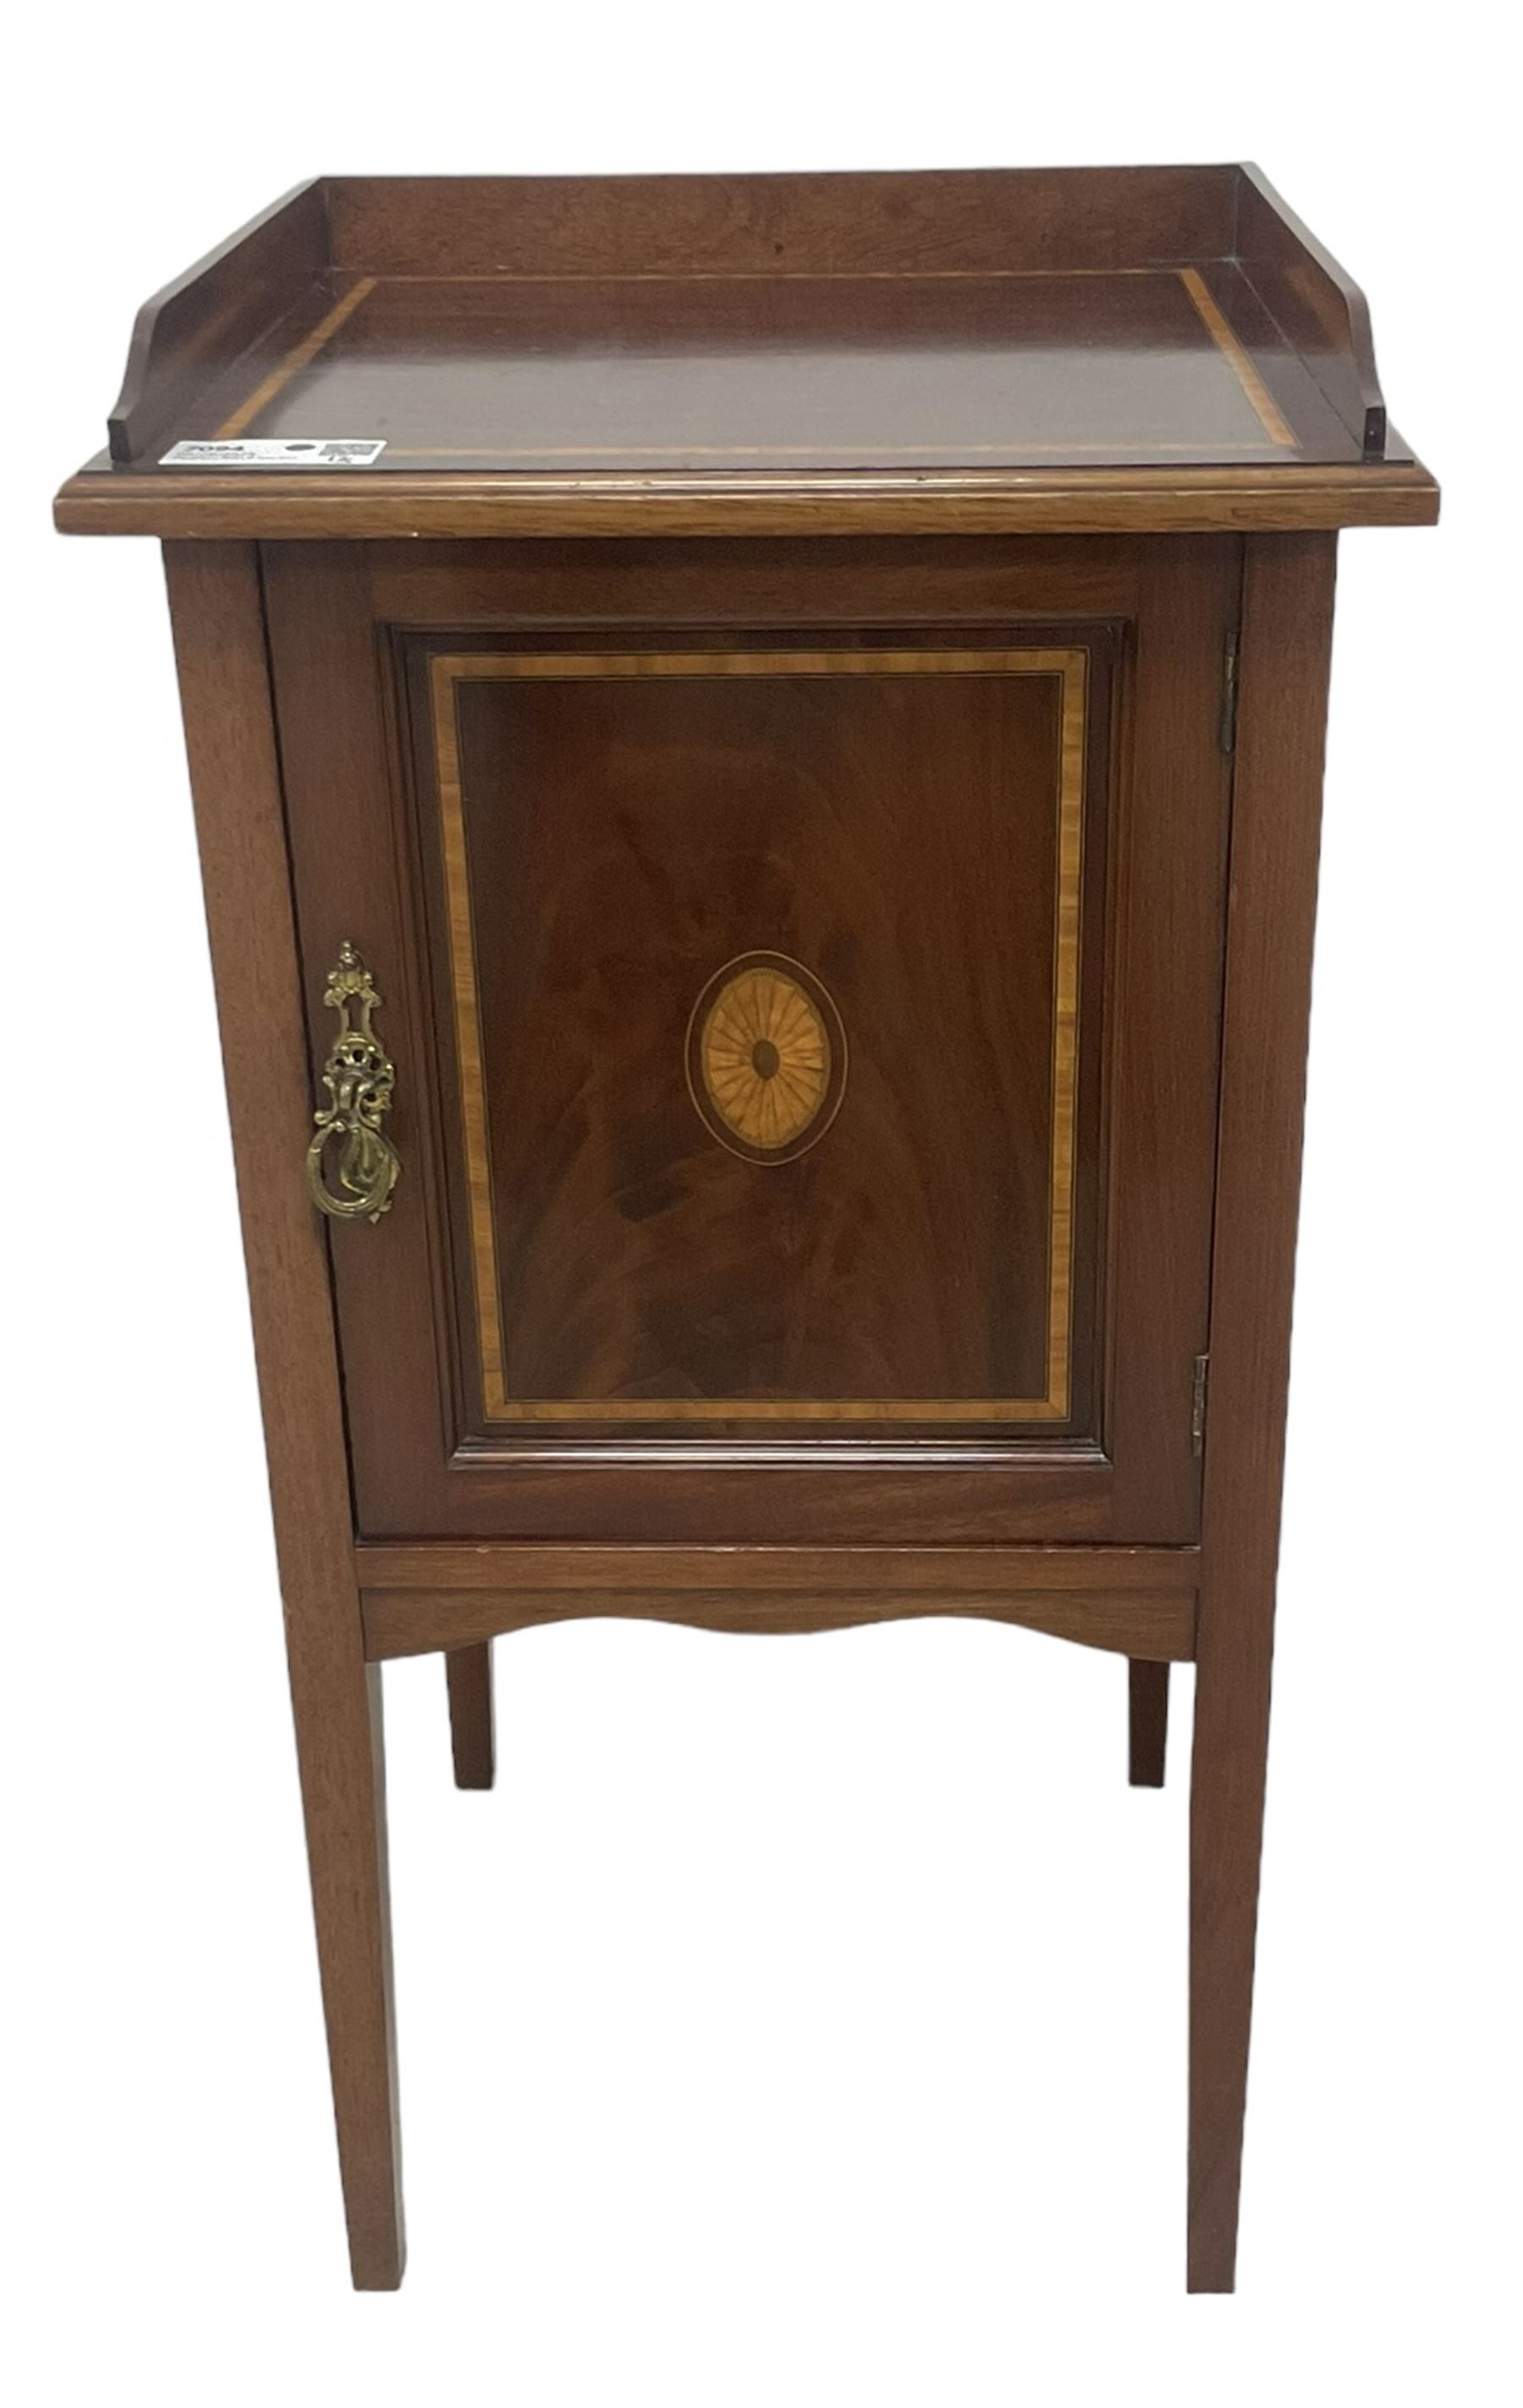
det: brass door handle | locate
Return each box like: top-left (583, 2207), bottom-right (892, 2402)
top-left (306, 942), bottom-right (401, 1223)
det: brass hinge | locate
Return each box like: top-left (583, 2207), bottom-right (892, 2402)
top-left (1218, 630), bottom-right (1240, 756)
top-left (1191, 1353), bottom-right (1211, 1454)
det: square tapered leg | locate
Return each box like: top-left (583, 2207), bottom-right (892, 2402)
top-left (445, 1642), bottom-right (495, 1790)
top-left (1128, 1659), bottom-right (1170, 1786)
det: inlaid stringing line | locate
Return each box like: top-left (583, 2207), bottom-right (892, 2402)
top-left (429, 653), bottom-right (509, 1407)
top-left (1046, 654), bottom-right (1087, 1420)
top-left (379, 440), bottom-right (1283, 459)
top-left (371, 266), bottom-right (1191, 283)
top-left (215, 277), bottom-right (377, 440)
top-left (1177, 267), bottom-right (1296, 449)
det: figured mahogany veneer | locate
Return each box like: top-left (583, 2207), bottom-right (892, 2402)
top-left (422, 639), bottom-right (1091, 1426)
top-left (57, 168), bottom-right (1437, 2299)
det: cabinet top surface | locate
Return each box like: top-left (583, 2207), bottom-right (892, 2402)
top-left (55, 168), bottom-right (1438, 539)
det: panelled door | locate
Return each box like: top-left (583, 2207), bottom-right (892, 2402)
top-left (266, 536), bottom-right (1238, 1544)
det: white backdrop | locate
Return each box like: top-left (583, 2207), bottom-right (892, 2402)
top-left (3, 10), bottom-right (1517, 2401)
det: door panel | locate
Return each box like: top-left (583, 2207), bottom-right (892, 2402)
top-left (416, 636), bottom-right (1102, 1434)
top-left (265, 536), bottom-right (1235, 1543)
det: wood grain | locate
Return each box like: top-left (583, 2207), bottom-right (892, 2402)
top-left (174, 267), bottom-right (1311, 471)
top-left (215, 276), bottom-right (377, 438)
top-left (360, 1541), bottom-right (1197, 1593)
top-left (78, 168), bottom-right (1409, 484)
top-left (54, 171), bottom-right (1438, 2300)
top-left (357, 1543), bottom-right (1198, 1663)
top-left (1178, 268), bottom-right (1295, 449)
top-left (55, 460), bottom-right (1438, 541)
top-left (65, 167), bottom-right (1438, 545)
top-left (1188, 531), bottom-right (1338, 2291)
top-left (327, 167), bottom-right (1241, 280)
top-left (1237, 167), bottom-right (1389, 455)
top-left (444, 1645), bottom-right (495, 1790)
top-left (1104, 537), bottom-right (1238, 1542)
top-left (425, 642), bottom-right (1087, 1426)
top-left (261, 536), bottom-right (1220, 1542)
top-left (369, 1588), bottom-right (1196, 1658)
top-left (106, 181), bottom-right (327, 465)
top-left (363, 534), bottom-right (1144, 625)
top-left (1128, 1659), bottom-right (1170, 1788)
top-left (163, 543), bottom-right (404, 2290)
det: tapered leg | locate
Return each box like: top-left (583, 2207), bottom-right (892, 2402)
top-left (1188, 1594), bottom-right (1273, 2291)
top-left (446, 1642), bottom-right (495, 1790)
top-left (1128, 1658), bottom-right (1169, 1786)
top-left (290, 1653), bottom-right (406, 2288)
top-left (1188, 534), bottom-right (1337, 2292)
top-left (166, 544), bottom-right (405, 2290)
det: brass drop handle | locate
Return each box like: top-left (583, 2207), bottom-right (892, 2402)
top-left (306, 942), bottom-right (402, 1223)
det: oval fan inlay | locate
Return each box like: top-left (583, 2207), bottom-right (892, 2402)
top-left (687, 952), bottom-right (847, 1163)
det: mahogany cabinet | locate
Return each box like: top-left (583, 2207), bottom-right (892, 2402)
top-left (56, 167), bottom-right (1438, 2292)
